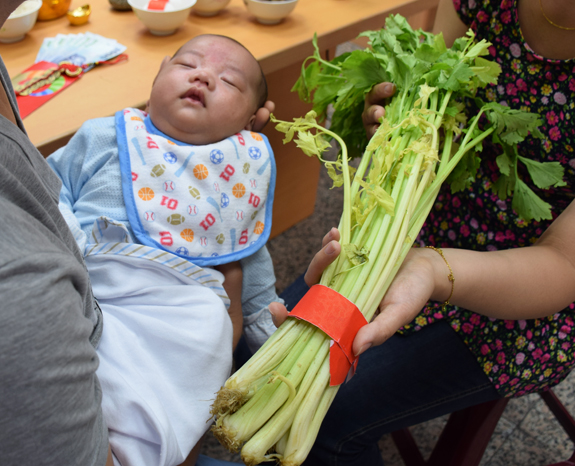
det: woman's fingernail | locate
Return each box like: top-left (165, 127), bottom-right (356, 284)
top-left (355, 343), bottom-right (372, 357)
top-left (325, 241), bottom-right (337, 255)
top-left (383, 83), bottom-right (393, 94)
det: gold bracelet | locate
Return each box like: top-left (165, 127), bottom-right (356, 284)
top-left (425, 246), bottom-right (455, 311)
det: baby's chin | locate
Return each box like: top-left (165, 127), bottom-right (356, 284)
top-left (150, 113), bottom-right (245, 145)
top-left (178, 128), bottom-right (236, 146)
top-left (149, 118), bottom-right (206, 145)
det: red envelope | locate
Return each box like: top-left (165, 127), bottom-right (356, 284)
top-left (12, 61), bottom-right (82, 119)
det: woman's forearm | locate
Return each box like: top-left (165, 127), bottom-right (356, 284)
top-left (432, 245), bottom-right (575, 319)
top-left (431, 200), bottom-right (575, 319)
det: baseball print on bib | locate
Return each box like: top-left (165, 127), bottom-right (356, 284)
top-left (116, 108), bottom-right (276, 266)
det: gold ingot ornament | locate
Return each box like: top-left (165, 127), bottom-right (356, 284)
top-left (38, 0), bottom-right (72, 21)
top-left (67, 4), bottom-right (91, 25)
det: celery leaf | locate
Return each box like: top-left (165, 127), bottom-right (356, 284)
top-left (343, 244), bottom-right (370, 266)
top-left (483, 102), bottom-right (544, 145)
top-left (442, 62), bottom-right (475, 91)
top-left (471, 57), bottom-right (501, 86)
top-left (517, 156), bottom-right (567, 190)
top-left (512, 178), bottom-right (553, 222)
top-left (496, 153), bottom-right (512, 176)
top-left (341, 51), bottom-right (389, 90)
top-left (294, 130), bottom-right (330, 158)
top-left (326, 163), bottom-right (344, 188)
top-left (493, 173), bottom-right (514, 200)
top-left (447, 150), bottom-right (481, 192)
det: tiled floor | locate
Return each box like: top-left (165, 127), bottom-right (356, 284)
top-left (377, 376), bottom-right (575, 465)
top-left (201, 151), bottom-right (575, 465)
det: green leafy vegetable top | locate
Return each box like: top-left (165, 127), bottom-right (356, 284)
top-left (291, 14), bottom-right (564, 222)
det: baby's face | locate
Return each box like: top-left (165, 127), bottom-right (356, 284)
top-left (148, 35), bottom-right (261, 145)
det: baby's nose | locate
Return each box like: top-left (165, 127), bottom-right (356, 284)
top-left (191, 70), bottom-right (212, 87)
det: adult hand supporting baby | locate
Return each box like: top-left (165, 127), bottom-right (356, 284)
top-left (252, 100), bottom-right (275, 132)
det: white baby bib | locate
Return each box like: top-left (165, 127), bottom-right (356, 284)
top-left (116, 108), bottom-right (276, 266)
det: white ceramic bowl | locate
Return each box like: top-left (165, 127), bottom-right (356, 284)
top-left (0, 0), bottom-right (42, 44)
top-left (192, 0), bottom-right (231, 16)
top-left (243, 0), bottom-right (298, 25)
top-left (128, 0), bottom-right (197, 36)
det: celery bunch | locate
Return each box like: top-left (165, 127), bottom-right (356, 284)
top-left (210, 15), bottom-right (562, 466)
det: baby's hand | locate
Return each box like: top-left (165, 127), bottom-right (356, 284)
top-left (362, 83), bottom-right (396, 139)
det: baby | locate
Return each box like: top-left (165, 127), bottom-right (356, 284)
top-left (47, 34), bottom-right (280, 466)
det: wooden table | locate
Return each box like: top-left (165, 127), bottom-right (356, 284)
top-left (0, 0), bottom-right (437, 237)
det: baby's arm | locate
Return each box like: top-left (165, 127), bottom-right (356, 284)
top-left (240, 246), bottom-right (282, 353)
top-left (215, 261), bottom-right (243, 350)
top-left (46, 117), bottom-right (119, 251)
top-left (46, 129), bottom-right (92, 250)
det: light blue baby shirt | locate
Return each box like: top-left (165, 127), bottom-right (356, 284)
top-left (47, 116), bottom-right (279, 352)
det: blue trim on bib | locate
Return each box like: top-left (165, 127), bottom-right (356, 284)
top-left (115, 110), bottom-right (148, 240)
top-left (259, 132), bottom-right (275, 248)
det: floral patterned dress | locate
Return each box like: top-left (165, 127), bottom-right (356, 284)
top-left (401, 0), bottom-right (575, 397)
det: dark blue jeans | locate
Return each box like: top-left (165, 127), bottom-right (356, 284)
top-left (281, 275), bottom-right (502, 466)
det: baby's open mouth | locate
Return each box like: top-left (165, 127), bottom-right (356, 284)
top-left (183, 88), bottom-right (205, 106)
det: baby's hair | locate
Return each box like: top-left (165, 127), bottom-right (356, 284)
top-left (173, 34), bottom-right (268, 110)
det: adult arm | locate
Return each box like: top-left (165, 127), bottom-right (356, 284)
top-left (270, 201), bottom-right (575, 355)
top-left (0, 183), bottom-right (108, 466)
top-left (353, 199), bottom-right (575, 354)
top-left (431, 0), bottom-right (468, 44)
top-left (0, 48), bottom-right (108, 465)
top-left (107, 447), bottom-right (115, 466)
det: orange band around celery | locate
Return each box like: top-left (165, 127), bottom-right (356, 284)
top-left (289, 284), bottom-right (368, 386)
